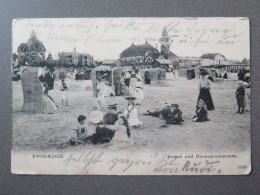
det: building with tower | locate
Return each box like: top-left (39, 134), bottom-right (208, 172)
top-left (17, 31), bottom-right (46, 66)
top-left (159, 27), bottom-right (178, 61)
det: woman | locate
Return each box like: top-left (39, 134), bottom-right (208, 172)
top-left (110, 115), bottom-right (132, 145)
top-left (192, 99), bottom-right (209, 122)
top-left (198, 70), bottom-right (215, 110)
top-left (97, 79), bottom-right (107, 109)
top-left (135, 75), bottom-right (144, 105)
top-left (42, 82), bottom-right (57, 114)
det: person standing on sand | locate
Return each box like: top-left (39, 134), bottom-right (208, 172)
top-left (135, 75), bottom-right (144, 105)
top-left (124, 97), bottom-right (142, 128)
top-left (235, 80), bottom-right (245, 114)
top-left (197, 70), bottom-right (215, 111)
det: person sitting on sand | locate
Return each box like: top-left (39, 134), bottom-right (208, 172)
top-left (110, 114), bottom-right (133, 145)
top-left (103, 103), bottom-right (121, 125)
top-left (162, 104), bottom-right (184, 127)
top-left (192, 99), bottom-right (209, 122)
top-left (144, 102), bottom-right (171, 119)
top-left (42, 82), bottom-right (57, 114)
top-left (70, 115), bottom-right (91, 145)
top-left (88, 105), bottom-right (104, 125)
top-left (124, 97), bottom-right (142, 128)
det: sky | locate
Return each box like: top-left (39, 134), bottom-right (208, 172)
top-left (12, 18), bottom-right (250, 61)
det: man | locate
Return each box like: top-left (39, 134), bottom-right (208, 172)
top-left (103, 103), bottom-right (121, 125)
top-left (39, 67), bottom-right (55, 90)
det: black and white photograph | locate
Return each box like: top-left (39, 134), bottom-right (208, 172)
top-left (11, 17), bottom-right (251, 175)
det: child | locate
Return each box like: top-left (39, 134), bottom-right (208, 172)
top-left (61, 78), bottom-right (68, 106)
top-left (236, 80), bottom-right (245, 114)
top-left (88, 105), bottom-right (104, 124)
top-left (124, 97), bottom-right (142, 128)
top-left (70, 115), bottom-right (90, 145)
top-left (192, 99), bottom-right (209, 122)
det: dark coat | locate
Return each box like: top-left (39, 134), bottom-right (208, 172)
top-left (103, 112), bottom-right (118, 125)
top-left (236, 86), bottom-right (245, 106)
top-left (39, 72), bottom-right (55, 90)
top-left (165, 108), bottom-right (184, 125)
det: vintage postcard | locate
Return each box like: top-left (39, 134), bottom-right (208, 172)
top-left (11, 18), bottom-right (251, 175)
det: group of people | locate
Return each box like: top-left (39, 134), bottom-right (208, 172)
top-left (38, 67), bottom-right (70, 114)
top-left (35, 66), bottom-right (250, 147)
top-left (70, 96), bottom-right (142, 146)
top-left (96, 71), bottom-right (145, 110)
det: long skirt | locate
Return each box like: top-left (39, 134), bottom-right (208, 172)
top-left (198, 88), bottom-right (215, 110)
top-left (42, 95), bottom-right (57, 114)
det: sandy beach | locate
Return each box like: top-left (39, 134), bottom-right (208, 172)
top-left (12, 74), bottom-right (250, 153)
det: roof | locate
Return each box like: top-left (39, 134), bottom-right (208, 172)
top-left (120, 42), bottom-right (159, 58)
top-left (200, 53), bottom-right (223, 59)
top-left (153, 59), bottom-right (172, 65)
top-left (17, 43), bottom-right (28, 52)
top-left (17, 31), bottom-right (46, 52)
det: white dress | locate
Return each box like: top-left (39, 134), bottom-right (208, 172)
top-left (97, 82), bottom-right (106, 107)
top-left (135, 81), bottom-right (144, 100)
top-left (123, 104), bottom-right (142, 127)
top-left (244, 88), bottom-right (250, 111)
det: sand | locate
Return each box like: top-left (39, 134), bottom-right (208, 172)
top-left (12, 74), bottom-right (250, 153)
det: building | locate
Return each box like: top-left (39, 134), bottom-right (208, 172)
top-left (159, 27), bottom-right (178, 62)
top-left (178, 56), bottom-right (201, 69)
top-left (119, 41), bottom-right (160, 67)
top-left (58, 47), bottom-right (94, 67)
top-left (17, 31), bottom-right (46, 65)
top-left (200, 53), bottom-right (227, 67)
top-left (152, 58), bottom-right (173, 71)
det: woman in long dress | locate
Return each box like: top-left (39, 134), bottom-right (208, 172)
top-left (135, 75), bottom-right (144, 105)
top-left (42, 82), bottom-right (57, 114)
top-left (198, 71), bottom-right (215, 111)
top-left (97, 80), bottom-right (107, 109)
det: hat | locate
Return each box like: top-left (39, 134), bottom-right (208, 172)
top-left (125, 96), bottom-right (136, 101)
top-left (243, 82), bottom-right (248, 87)
top-left (173, 104), bottom-right (179, 107)
top-left (238, 80), bottom-right (243, 84)
top-left (107, 103), bottom-right (117, 109)
top-left (200, 69), bottom-right (209, 75)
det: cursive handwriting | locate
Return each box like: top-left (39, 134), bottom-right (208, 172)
top-left (107, 157), bottom-right (152, 172)
top-left (153, 154), bottom-right (220, 174)
top-left (63, 152), bottom-right (103, 171)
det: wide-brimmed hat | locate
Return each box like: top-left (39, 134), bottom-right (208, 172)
top-left (238, 80), bottom-right (243, 84)
top-left (125, 96), bottom-right (136, 101)
top-left (107, 103), bottom-right (117, 109)
top-left (243, 82), bottom-right (249, 87)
